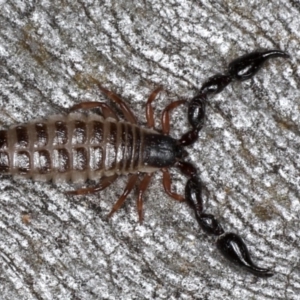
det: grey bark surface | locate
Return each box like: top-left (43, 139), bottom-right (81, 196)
top-left (0, 1), bottom-right (299, 299)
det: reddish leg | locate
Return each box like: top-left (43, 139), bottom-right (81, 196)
top-left (70, 102), bottom-right (119, 120)
top-left (161, 100), bottom-right (186, 134)
top-left (89, 77), bottom-right (137, 124)
top-left (107, 174), bottom-right (139, 218)
top-left (161, 168), bottom-right (184, 201)
top-left (66, 174), bottom-right (118, 195)
top-left (136, 173), bottom-right (152, 224)
top-left (146, 87), bottom-right (163, 128)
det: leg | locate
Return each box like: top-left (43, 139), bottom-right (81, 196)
top-left (161, 168), bottom-right (184, 201)
top-left (66, 174), bottom-right (118, 195)
top-left (146, 87), bottom-right (163, 128)
top-left (161, 100), bottom-right (186, 134)
top-left (70, 102), bottom-right (119, 120)
top-left (107, 174), bottom-right (139, 218)
top-left (136, 173), bottom-right (152, 224)
top-left (88, 77), bottom-right (137, 124)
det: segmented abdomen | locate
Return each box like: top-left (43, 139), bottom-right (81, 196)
top-left (0, 113), bottom-right (159, 183)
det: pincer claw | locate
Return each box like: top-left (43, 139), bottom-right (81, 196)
top-left (216, 232), bottom-right (274, 277)
top-left (228, 50), bottom-right (289, 81)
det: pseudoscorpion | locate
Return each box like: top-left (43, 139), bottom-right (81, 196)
top-left (0, 50), bottom-right (289, 276)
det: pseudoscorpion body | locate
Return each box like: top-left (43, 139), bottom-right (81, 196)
top-left (0, 115), bottom-right (165, 182)
top-left (0, 50), bottom-right (290, 277)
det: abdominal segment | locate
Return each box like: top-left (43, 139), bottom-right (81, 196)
top-left (0, 113), bottom-right (160, 184)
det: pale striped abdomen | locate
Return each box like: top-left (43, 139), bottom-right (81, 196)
top-left (0, 113), bottom-right (160, 184)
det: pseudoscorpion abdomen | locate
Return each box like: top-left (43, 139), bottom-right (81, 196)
top-left (0, 113), bottom-right (160, 184)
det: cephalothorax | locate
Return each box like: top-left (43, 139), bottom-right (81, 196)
top-left (0, 50), bottom-right (289, 277)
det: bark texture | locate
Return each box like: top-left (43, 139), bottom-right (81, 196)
top-left (0, 1), bottom-right (299, 299)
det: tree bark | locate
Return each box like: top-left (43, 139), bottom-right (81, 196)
top-left (0, 1), bottom-right (299, 299)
